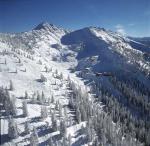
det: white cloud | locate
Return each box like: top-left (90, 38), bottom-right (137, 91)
top-left (115, 24), bottom-right (126, 36)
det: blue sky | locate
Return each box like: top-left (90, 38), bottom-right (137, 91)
top-left (0, 0), bottom-right (150, 37)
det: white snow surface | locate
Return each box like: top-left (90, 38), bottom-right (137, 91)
top-left (0, 22), bottom-right (149, 146)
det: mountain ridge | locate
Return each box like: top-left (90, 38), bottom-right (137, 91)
top-left (0, 22), bottom-right (150, 146)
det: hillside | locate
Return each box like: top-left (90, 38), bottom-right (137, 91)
top-left (0, 22), bottom-right (149, 146)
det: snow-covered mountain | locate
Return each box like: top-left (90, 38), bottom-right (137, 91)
top-left (62, 27), bottom-right (149, 74)
top-left (129, 37), bottom-right (150, 49)
top-left (0, 22), bottom-right (149, 146)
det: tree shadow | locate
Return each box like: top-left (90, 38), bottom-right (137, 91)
top-left (30, 116), bottom-right (41, 123)
top-left (72, 136), bottom-right (87, 146)
top-left (8, 71), bottom-right (17, 73)
top-left (0, 134), bottom-right (11, 145)
top-left (74, 128), bottom-right (84, 138)
top-left (35, 79), bottom-right (44, 83)
top-left (0, 110), bottom-right (8, 117)
top-left (19, 131), bottom-right (27, 137)
top-left (38, 126), bottom-right (54, 137)
top-left (14, 114), bottom-right (25, 118)
top-left (39, 133), bottom-right (62, 146)
top-left (17, 96), bottom-right (26, 99)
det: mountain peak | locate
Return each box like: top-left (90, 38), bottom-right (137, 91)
top-left (34, 22), bottom-right (56, 30)
top-left (86, 26), bottom-right (106, 31)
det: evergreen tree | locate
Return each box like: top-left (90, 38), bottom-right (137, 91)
top-left (40, 74), bottom-right (47, 82)
top-left (32, 92), bottom-right (37, 104)
top-left (8, 116), bottom-right (19, 139)
top-left (3, 89), bottom-right (11, 114)
top-left (49, 67), bottom-right (52, 72)
top-left (51, 112), bottom-right (57, 131)
top-left (48, 97), bottom-right (51, 105)
top-left (59, 120), bottom-right (67, 137)
top-left (59, 103), bottom-right (63, 117)
top-left (41, 91), bottom-right (45, 103)
top-left (38, 59), bottom-right (42, 65)
top-left (18, 58), bottom-right (21, 63)
top-left (48, 137), bottom-right (54, 146)
top-left (22, 100), bottom-right (28, 117)
top-left (62, 136), bottom-right (68, 146)
top-left (9, 80), bottom-right (14, 91)
top-left (64, 107), bottom-right (68, 119)
top-left (55, 101), bottom-right (59, 110)
top-left (41, 106), bottom-right (48, 119)
top-left (44, 66), bottom-right (48, 72)
top-left (93, 137), bottom-right (99, 146)
top-left (86, 126), bottom-right (92, 143)
top-left (4, 58), bottom-right (7, 64)
top-left (146, 130), bottom-right (150, 146)
top-left (30, 127), bottom-right (39, 146)
top-left (76, 108), bottom-right (81, 123)
top-left (9, 95), bottom-right (17, 116)
top-left (60, 72), bottom-right (63, 80)
top-left (68, 134), bottom-right (72, 146)
top-left (37, 91), bottom-right (40, 102)
top-left (24, 91), bottom-right (28, 99)
top-left (102, 133), bottom-right (107, 146)
top-left (69, 95), bottom-right (74, 109)
top-left (51, 94), bottom-right (54, 103)
top-left (24, 121), bottom-right (30, 134)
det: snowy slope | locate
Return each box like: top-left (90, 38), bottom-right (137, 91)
top-left (0, 23), bottom-right (96, 146)
top-left (0, 22), bottom-right (149, 146)
top-left (62, 27), bottom-right (150, 75)
top-left (62, 26), bottom-right (150, 118)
